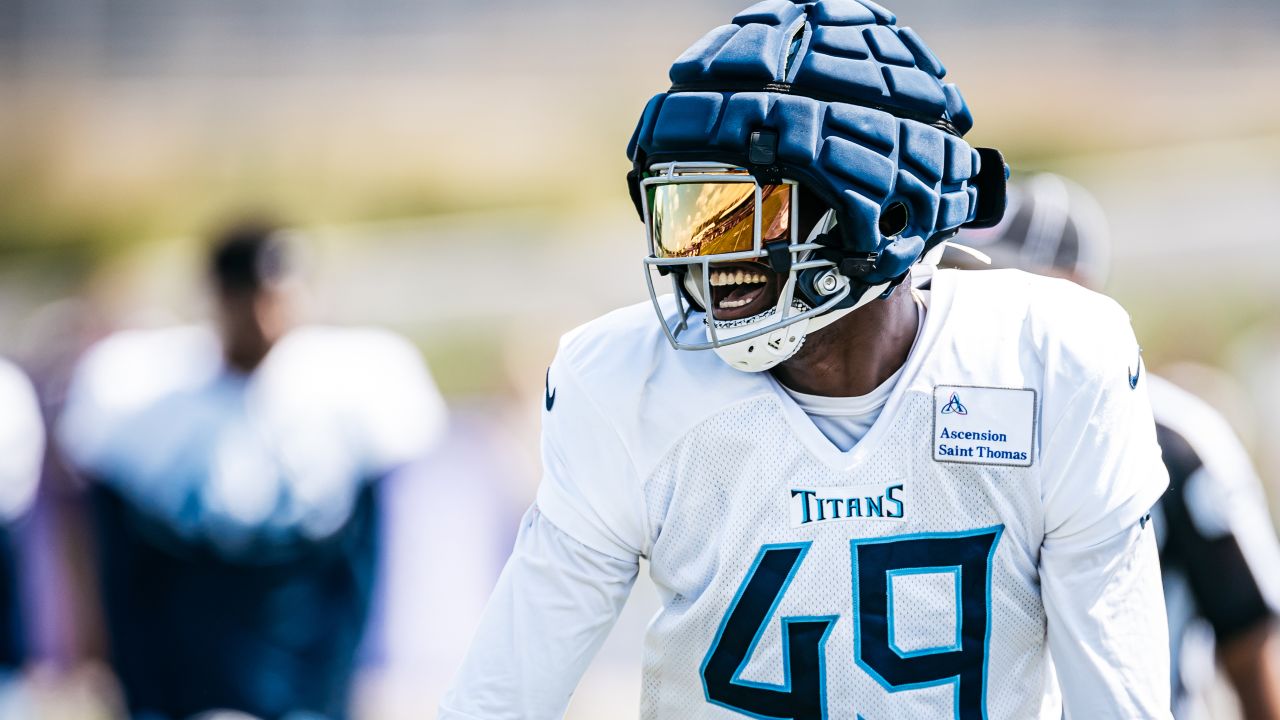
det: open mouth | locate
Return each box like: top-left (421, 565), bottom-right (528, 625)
top-left (708, 261), bottom-right (782, 321)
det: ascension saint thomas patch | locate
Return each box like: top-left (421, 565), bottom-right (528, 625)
top-left (933, 385), bottom-right (1036, 468)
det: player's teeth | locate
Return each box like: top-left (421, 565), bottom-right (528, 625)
top-left (718, 297), bottom-right (750, 309)
top-left (710, 269), bottom-right (769, 287)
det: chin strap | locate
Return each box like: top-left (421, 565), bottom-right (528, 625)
top-left (912, 239), bottom-right (992, 288)
top-left (940, 240), bottom-right (993, 266)
top-left (800, 278), bottom-right (891, 337)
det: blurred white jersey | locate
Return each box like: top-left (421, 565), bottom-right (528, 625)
top-left (0, 358), bottom-right (44, 523)
top-left (526, 269), bottom-right (1168, 720)
top-left (59, 325), bottom-right (446, 552)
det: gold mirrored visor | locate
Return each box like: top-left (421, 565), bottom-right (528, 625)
top-left (649, 182), bottom-right (792, 259)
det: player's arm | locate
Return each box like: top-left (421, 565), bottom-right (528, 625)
top-left (1155, 412), bottom-right (1280, 718)
top-left (439, 507), bottom-right (638, 720)
top-left (1040, 517), bottom-right (1168, 718)
top-left (1037, 307), bottom-right (1172, 719)
top-left (440, 356), bottom-right (650, 720)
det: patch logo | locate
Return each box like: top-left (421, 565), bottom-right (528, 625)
top-left (940, 392), bottom-right (968, 415)
top-left (544, 368), bottom-right (556, 411)
top-left (933, 385), bottom-right (1036, 468)
top-left (1128, 347), bottom-right (1143, 390)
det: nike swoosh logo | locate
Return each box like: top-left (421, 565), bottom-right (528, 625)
top-left (545, 368), bottom-right (556, 411)
top-left (1128, 348), bottom-right (1142, 389)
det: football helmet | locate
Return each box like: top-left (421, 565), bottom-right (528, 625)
top-left (627, 0), bottom-right (1007, 371)
top-left (955, 173), bottom-right (1110, 290)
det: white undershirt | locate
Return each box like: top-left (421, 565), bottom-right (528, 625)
top-left (779, 291), bottom-right (927, 452)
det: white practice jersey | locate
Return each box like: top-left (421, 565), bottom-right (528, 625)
top-left (445, 268), bottom-right (1171, 720)
top-left (0, 358), bottom-right (44, 523)
top-left (59, 325), bottom-right (446, 552)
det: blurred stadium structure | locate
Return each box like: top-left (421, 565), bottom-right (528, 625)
top-left (0, 1), bottom-right (1278, 718)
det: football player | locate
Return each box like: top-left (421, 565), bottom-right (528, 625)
top-left (441, 2), bottom-right (1171, 718)
top-left (58, 219), bottom-right (448, 720)
top-left (0, 358), bottom-right (44, 671)
top-left (952, 173), bottom-right (1280, 719)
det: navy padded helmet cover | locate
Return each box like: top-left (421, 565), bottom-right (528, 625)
top-left (628, 0), bottom-right (983, 284)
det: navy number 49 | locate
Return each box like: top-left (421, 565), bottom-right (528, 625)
top-left (701, 527), bottom-right (1003, 720)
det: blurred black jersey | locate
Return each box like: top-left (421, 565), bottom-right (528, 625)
top-left (1149, 375), bottom-right (1280, 717)
top-left (91, 480), bottom-right (378, 720)
top-left (0, 358), bottom-right (44, 670)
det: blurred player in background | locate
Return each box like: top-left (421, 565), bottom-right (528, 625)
top-left (57, 218), bottom-right (447, 720)
top-left (443, 1), bottom-right (1172, 718)
top-left (0, 359), bottom-right (44, 675)
top-left (952, 173), bottom-right (1280, 719)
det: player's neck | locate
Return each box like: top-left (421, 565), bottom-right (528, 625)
top-left (222, 330), bottom-right (277, 375)
top-left (224, 343), bottom-right (269, 374)
top-left (771, 278), bottom-right (919, 398)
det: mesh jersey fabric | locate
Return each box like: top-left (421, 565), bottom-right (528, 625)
top-left (522, 268), bottom-right (1169, 718)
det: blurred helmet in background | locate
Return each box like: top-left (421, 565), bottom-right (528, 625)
top-left (952, 172), bottom-right (1110, 290)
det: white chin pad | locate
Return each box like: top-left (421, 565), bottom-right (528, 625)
top-left (709, 276), bottom-right (892, 373)
top-left (710, 303), bottom-right (811, 372)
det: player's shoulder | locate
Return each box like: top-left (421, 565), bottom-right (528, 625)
top-left (0, 357), bottom-right (36, 406)
top-left (940, 268), bottom-right (1135, 379)
top-left (0, 358), bottom-right (43, 522)
top-left (548, 299), bottom-right (768, 469)
top-left (1147, 374), bottom-right (1224, 430)
top-left (942, 267), bottom-right (1129, 331)
top-left (60, 326), bottom-right (223, 473)
top-left (554, 299), bottom-right (753, 392)
top-left (258, 325), bottom-right (439, 433)
top-left (280, 323), bottom-right (415, 352)
top-left (272, 324), bottom-right (425, 375)
top-left (1147, 374), bottom-right (1250, 476)
top-left (1152, 371), bottom-right (1218, 422)
top-left (0, 356), bottom-right (41, 443)
top-left (73, 325), bottom-right (222, 409)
